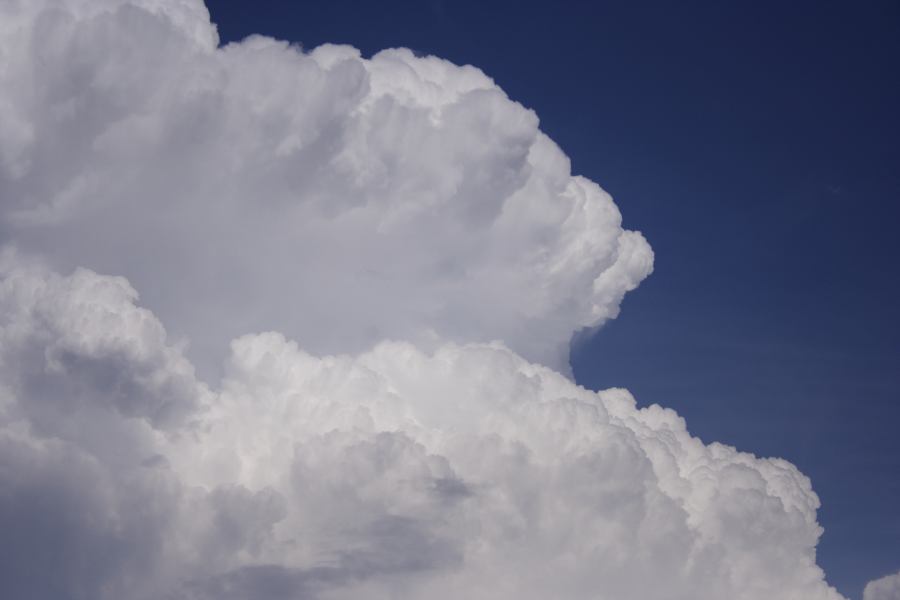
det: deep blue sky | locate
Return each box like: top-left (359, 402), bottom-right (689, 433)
top-left (206, 1), bottom-right (900, 597)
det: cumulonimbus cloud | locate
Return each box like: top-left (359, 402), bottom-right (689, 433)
top-left (0, 0), bottom-right (652, 375)
top-left (0, 255), bottom-right (844, 599)
top-left (0, 1), bottom-right (850, 599)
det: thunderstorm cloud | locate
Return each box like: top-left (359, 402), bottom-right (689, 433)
top-left (0, 1), bottom-right (851, 599)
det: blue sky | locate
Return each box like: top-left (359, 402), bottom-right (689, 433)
top-left (205, 1), bottom-right (900, 597)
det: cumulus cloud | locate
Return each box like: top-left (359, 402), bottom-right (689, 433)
top-left (0, 256), bottom-right (844, 599)
top-left (0, 0), bottom-right (848, 599)
top-left (0, 0), bottom-right (651, 376)
top-left (865, 572), bottom-right (900, 600)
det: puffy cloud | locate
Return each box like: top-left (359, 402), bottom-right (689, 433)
top-left (0, 0), bottom-right (652, 376)
top-left (0, 1), bottom-right (847, 599)
top-left (0, 257), bottom-right (845, 599)
top-left (865, 572), bottom-right (900, 600)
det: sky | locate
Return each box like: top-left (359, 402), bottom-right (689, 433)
top-left (204, 1), bottom-right (900, 597)
top-left (0, 0), bottom-right (898, 599)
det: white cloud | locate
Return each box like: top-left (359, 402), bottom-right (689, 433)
top-left (0, 256), bottom-right (845, 599)
top-left (0, 0), bottom-right (651, 376)
top-left (0, 1), bottom-right (849, 599)
top-left (865, 572), bottom-right (900, 600)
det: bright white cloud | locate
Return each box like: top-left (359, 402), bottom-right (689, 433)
top-left (0, 1), bottom-right (850, 599)
top-left (0, 0), bottom-right (651, 376)
top-left (865, 572), bottom-right (900, 600)
top-left (0, 256), bottom-right (845, 599)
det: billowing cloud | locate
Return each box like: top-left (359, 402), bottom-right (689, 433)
top-left (0, 0), bottom-right (651, 375)
top-left (0, 0), bottom-right (848, 599)
top-left (865, 572), bottom-right (900, 600)
top-left (0, 256), bottom-right (844, 599)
